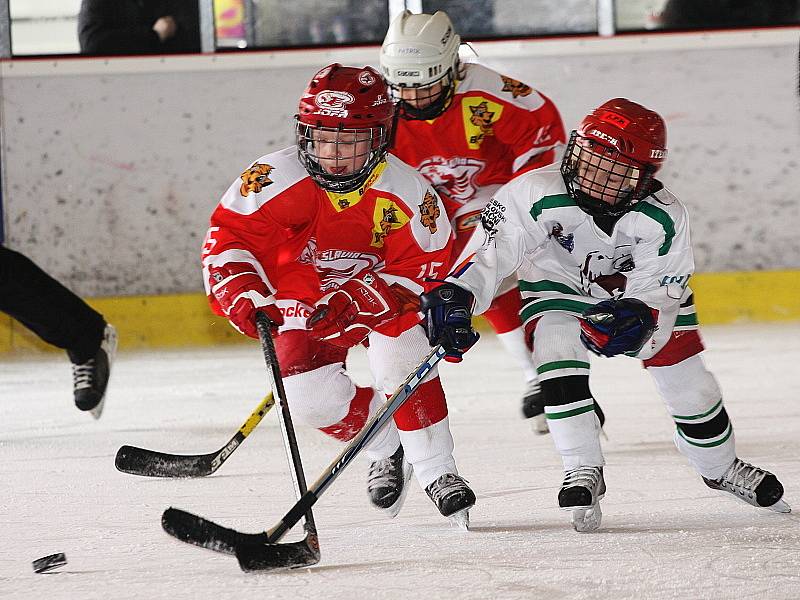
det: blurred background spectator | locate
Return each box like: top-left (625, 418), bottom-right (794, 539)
top-left (658, 0), bottom-right (800, 29)
top-left (78, 0), bottom-right (200, 55)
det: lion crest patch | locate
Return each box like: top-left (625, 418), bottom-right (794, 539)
top-left (418, 190), bottom-right (440, 234)
top-left (500, 76), bottom-right (532, 98)
top-left (240, 163), bottom-right (274, 196)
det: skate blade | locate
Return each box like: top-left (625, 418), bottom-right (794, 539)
top-left (378, 462), bottom-right (413, 519)
top-left (89, 396), bottom-right (106, 420)
top-left (532, 414), bottom-right (549, 435)
top-left (448, 508), bottom-right (470, 531)
top-left (563, 503), bottom-right (602, 533)
top-left (767, 498), bottom-right (791, 514)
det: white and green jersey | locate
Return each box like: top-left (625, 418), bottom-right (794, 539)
top-left (447, 164), bottom-right (698, 359)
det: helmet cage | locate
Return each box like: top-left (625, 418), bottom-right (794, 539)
top-left (561, 131), bottom-right (655, 218)
top-left (386, 67), bottom-right (456, 121)
top-left (295, 120), bottom-right (390, 194)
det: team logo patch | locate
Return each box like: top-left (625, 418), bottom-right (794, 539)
top-left (371, 198), bottom-right (410, 248)
top-left (418, 190), bottom-right (441, 234)
top-left (500, 76), bottom-right (532, 98)
top-left (314, 90), bottom-right (355, 117)
top-left (417, 156), bottom-right (485, 203)
top-left (461, 98), bottom-right (504, 150)
top-left (468, 101), bottom-right (497, 145)
top-left (240, 163), bottom-right (274, 196)
top-left (549, 222), bottom-right (574, 253)
top-left (580, 246), bottom-right (634, 297)
top-left (375, 205), bottom-right (401, 246)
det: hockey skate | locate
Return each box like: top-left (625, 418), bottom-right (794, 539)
top-left (367, 444), bottom-right (413, 518)
top-left (521, 379), bottom-right (548, 434)
top-left (72, 324), bottom-right (117, 419)
top-left (702, 458), bottom-right (790, 513)
top-left (425, 473), bottom-right (476, 530)
top-left (559, 466), bottom-right (605, 532)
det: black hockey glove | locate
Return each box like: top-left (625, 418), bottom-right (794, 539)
top-left (419, 282), bottom-right (480, 363)
top-left (579, 298), bottom-right (657, 357)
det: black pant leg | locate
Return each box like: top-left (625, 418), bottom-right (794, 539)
top-left (0, 246), bottom-right (106, 363)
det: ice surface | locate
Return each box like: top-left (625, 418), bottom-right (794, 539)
top-left (2, 323), bottom-right (799, 599)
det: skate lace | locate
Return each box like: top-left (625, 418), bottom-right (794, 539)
top-left (719, 459), bottom-right (765, 498)
top-left (427, 473), bottom-right (469, 504)
top-left (562, 466), bottom-right (602, 490)
top-left (72, 360), bottom-right (96, 390)
top-left (367, 458), bottom-right (398, 490)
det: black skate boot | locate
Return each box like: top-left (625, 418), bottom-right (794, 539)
top-left (367, 444), bottom-right (413, 518)
top-left (521, 379), bottom-right (548, 434)
top-left (425, 473), bottom-right (476, 529)
top-left (72, 324), bottom-right (117, 419)
top-left (703, 458), bottom-right (790, 513)
top-left (558, 466), bottom-right (605, 532)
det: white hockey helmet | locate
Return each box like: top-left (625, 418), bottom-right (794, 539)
top-left (380, 10), bottom-right (461, 120)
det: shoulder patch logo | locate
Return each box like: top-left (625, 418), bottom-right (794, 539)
top-left (462, 98), bottom-right (504, 149)
top-left (371, 198), bottom-right (410, 248)
top-left (418, 190), bottom-right (441, 234)
top-left (240, 163), bottom-right (274, 196)
top-left (500, 75), bottom-right (532, 98)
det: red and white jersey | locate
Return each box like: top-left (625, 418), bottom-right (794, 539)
top-left (392, 62), bottom-right (566, 214)
top-left (201, 147), bottom-right (453, 337)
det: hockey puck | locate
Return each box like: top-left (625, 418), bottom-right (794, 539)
top-left (32, 553), bottom-right (67, 574)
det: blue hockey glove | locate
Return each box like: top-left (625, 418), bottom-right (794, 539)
top-left (579, 298), bottom-right (657, 357)
top-left (419, 282), bottom-right (480, 362)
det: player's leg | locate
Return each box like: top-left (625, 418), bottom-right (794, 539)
top-left (0, 245), bottom-right (114, 415)
top-left (645, 329), bottom-right (789, 512)
top-left (368, 325), bottom-right (475, 523)
top-left (532, 311), bottom-right (605, 531)
top-left (274, 327), bottom-right (404, 513)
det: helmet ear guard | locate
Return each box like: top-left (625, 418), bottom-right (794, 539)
top-left (561, 98), bottom-right (667, 217)
top-left (379, 10), bottom-right (461, 120)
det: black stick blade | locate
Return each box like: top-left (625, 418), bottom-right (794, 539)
top-left (161, 507), bottom-right (269, 555)
top-left (116, 446), bottom-right (213, 478)
top-left (235, 533), bottom-right (321, 572)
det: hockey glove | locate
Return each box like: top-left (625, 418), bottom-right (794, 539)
top-left (419, 282), bottom-right (480, 363)
top-left (579, 298), bottom-right (657, 357)
top-left (208, 262), bottom-right (283, 338)
top-left (307, 270), bottom-right (402, 348)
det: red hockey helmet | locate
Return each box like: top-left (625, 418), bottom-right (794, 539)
top-left (561, 98), bottom-right (667, 217)
top-left (296, 64), bottom-right (395, 193)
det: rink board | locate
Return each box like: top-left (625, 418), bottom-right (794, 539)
top-left (1, 269), bottom-right (798, 354)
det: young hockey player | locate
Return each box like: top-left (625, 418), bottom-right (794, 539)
top-left (202, 64), bottom-right (475, 525)
top-left (420, 97), bottom-right (790, 531)
top-left (380, 10), bottom-right (575, 431)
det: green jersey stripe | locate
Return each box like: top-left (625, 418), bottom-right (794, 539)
top-left (538, 360), bottom-right (591, 374)
top-left (519, 280), bottom-right (579, 295)
top-left (546, 404), bottom-right (596, 420)
top-left (675, 313), bottom-right (699, 327)
top-left (521, 298), bottom-right (594, 321)
top-left (677, 424), bottom-right (733, 448)
top-left (672, 399), bottom-right (722, 422)
top-left (530, 194), bottom-right (576, 221)
top-left (631, 202), bottom-right (676, 256)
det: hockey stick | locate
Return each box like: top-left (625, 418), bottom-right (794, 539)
top-left (163, 312), bottom-right (320, 569)
top-left (162, 342), bottom-right (446, 572)
top-left (114, 394), bottom-right (275, 478)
